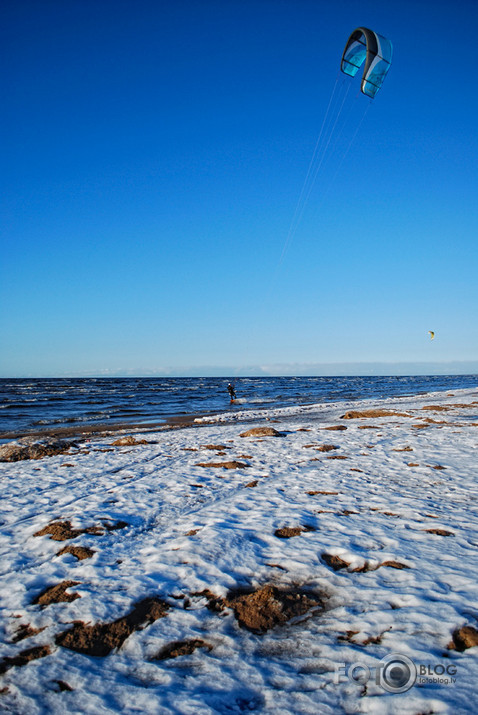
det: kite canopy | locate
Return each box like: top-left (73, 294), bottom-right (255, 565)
top-left (341, 27), bottom-right (392, 98)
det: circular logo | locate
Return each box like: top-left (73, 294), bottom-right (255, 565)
top-left (378, 653), bottom-right (417, 693)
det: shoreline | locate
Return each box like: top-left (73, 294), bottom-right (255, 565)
top-left (0, 411), bottom-right (215, 443)
top-left (2, 375), bottom-right (478, 444)
top-left (2, 383), bottom-right (477, 444)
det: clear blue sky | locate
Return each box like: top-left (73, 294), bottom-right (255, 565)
top-left (2, 0), bottom-right (477, 377)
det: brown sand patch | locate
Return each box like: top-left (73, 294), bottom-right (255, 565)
top-left (338, 630), bottom-right (360, 642)
top-left (274, 527), bottom-right (304, 538)
top-left (152, 639), bottom-right (213, 660)
top-left (407, 463), bottom-right (420, 467)
top-left (361, 630), bottom-right (391, 645)
top-left (421, 405), bottom-right (451, 412)
top-left (392, 446), bottom-right (413, 452)
top-left (111, 436), bottom-right (149, 446)
top-left (358, 425), bottom-right (380, 430)
top-left (34, 520), bottom-right (104, 541)
top-left (347, 562), bottom-right (379, 573)
top-left (327, 455), bottom-right (348, 460)
top-left (339, 629), bottom-right (390, 645)
top-left (55, 680), bottom-right (74, 691)
top-left (317, 444), bottom-right (339, 452)
top-left (225, 584), bottom-right (321, 633)
top-left (186, 529), bottom-right (200, 536)
top-left (424, 528), bottom-right (454, 536)
top-left (60, 463), bottom-right (75, 467)
top-left (381, 560), bottom-right (410, 569)
top-left (195, 461), bottom-right (249, 469)
top-left (32, 580), bottom-right (81, 606)
top-left (296, 428), bottom-right (311, 432)
top-left (350, 468), bottom-right (364, 472)
top-left (307, 490), bottom-right (339, 495)
top-left (55, 597), bottom-right (169, 656)
top-left (190, 483), bottom-right (204, 488)
top-left (200, 444), bottom-right (230, 450)
top-left (324, 425), bottom-right (347, 431)
top-left (448, 626), bottom-right (478, 651)
top-left (0, 645), bottom-right (51, 675)
top-left (12, 624), bottom-right (46, 643)
top-left (430, 465), bottom-right (446, 470)
top-left (321, 553), bottom-right (349, 570)
top-left (245, 480), bottom-right (258, 488)
top-left (322, 553), bottom-right (408, 572)
top-left (341, 410), bottom-right (410, 419)
top-left (239, 427), bottom-right (282, 438)
top-left (0, 439), bottom-right (76, 463)
top-left (56, 545), bottom-right (95, 561)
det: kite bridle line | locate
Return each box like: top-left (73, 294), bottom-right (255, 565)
top-left (278, 71), bottom-right (347, 266)
top-left (276, 71), bottom-right (371, 275)
top-left (312, 95), bottom-right (373, 218)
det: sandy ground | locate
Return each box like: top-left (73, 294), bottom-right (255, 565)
top-left (0, 388), bottom-right (477, 714)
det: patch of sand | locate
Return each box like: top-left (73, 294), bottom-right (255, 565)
top-left (341, 409), bottom-right (410, 419)
top-left (32, 581), bottom-right (81, 606)
top-left (0, 645), bottom-right (51, 675)
top-left (195, 461), bottom-right (249, 469)
top-left (55, 597), bottom-right (169, 656)
top-left (34, 520), bottom-right (104, 541)
top-left (152, 639), bottom-right (213, 660)
top-left (239, 427), bottom-right (283, 438)
top-left (225, 584), bottom-right (322, 634)
top-left (56, 545), bottom-right (95, 560)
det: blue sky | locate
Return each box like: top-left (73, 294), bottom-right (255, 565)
top-left (2, 0), bottom-right (477, 377)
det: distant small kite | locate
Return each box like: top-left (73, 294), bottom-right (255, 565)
top-left (428, 331), bottom-right (435, 340)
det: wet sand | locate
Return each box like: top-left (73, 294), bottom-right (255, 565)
top-left (0, 412), bottom-right (210, 442)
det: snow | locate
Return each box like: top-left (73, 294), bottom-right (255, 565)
top-left (0, 388), bottom-right (477, 713)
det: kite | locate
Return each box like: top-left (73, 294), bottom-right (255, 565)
top-left (428, 331), bottom-right (435, 340)
top-left (341, 27), bottom-right (393, 97)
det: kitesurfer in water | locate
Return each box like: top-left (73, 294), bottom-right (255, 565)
top-left (227, 383), bottom-right (237, 400)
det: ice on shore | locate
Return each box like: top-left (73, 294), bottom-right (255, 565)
top-left (0, 388), bottom-right (477, 713)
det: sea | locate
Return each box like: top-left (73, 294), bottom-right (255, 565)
top-left (1, 374), bottom-right (478, 439)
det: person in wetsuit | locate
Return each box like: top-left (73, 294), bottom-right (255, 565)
top-left (227, 383), bottom-right (237, 400)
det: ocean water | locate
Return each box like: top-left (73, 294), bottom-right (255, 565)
top-left (1, 374), bottom-right (478, 437)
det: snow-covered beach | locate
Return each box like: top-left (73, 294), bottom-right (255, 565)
top-left (0, 387), bottom-right (477, 714)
